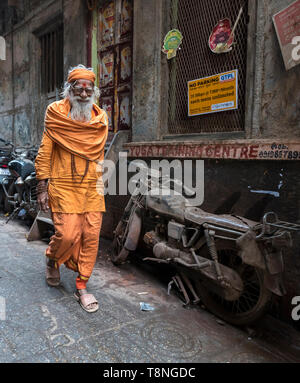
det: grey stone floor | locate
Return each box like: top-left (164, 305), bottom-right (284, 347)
top-left (0, 215), bottom-right (299, 363)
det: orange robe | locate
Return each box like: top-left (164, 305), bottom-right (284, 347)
top-left (35, 99), bottom-right (108, 285)
top-left (45, 211), bottom-right (103, 285)
top-left (35, 102), bottom-right (107, 213)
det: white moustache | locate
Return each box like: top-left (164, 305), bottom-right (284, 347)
top-left (69, 94), bottom-right (95, 122)
top-left (72, 96), bottom-right (92, 103)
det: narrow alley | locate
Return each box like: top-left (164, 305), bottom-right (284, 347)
top-left (0, 215), bottom-right (299, 363)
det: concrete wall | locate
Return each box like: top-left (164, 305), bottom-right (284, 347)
top-left (0, 0), bottom-right (88, 146)
top-left (131, 0), bottom-right (166, 143)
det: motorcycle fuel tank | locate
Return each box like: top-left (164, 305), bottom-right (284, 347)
top-left (146, 194), bottom-right (186, 223)
top-left (8, 158), bottom-right (35, 179)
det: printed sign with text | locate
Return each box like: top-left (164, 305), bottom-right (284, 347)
top-left (188, 70), bottom-right (238, 117)
top-left (273, 0), bottom-right (300, 71)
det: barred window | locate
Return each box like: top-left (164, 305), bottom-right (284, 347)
top-left (168, 0), bottom-right (249, 136)
top-left (40, 24), bottom-right (64, 95)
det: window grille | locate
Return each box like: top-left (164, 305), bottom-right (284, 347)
top-left (168, 0), bottom-right (249, 135)
top-left (40, 24), bottom-right (64, 95)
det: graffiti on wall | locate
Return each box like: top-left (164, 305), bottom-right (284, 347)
top-left (118, 92), bottom-right (131, 130)
top-left (101, 96), bottom-right (114, 131)
top-left (119, 44), bottom-right (132, 83)
top-left (99, 1), bottom-right (115, 47)
top-left (97, 0), bottom-right (133, 136)
top-left (121, 0), bottom-right (133, 36)
top-left (100, 50), bottom-right (114, 88)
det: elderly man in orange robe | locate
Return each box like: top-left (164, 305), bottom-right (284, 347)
top-left (35, 64), bottom-right (108, 313)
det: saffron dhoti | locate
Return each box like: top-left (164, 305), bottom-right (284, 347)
top-left (35, 97), bottom-right (108, 291)
top-left (45, 212), bottom-right (103, 289)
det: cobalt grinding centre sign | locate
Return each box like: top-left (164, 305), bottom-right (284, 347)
top-left (188, 70), bottom-right (238, 117)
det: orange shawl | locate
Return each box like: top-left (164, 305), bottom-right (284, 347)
top-left (44, 98), bottom-right (108, 163)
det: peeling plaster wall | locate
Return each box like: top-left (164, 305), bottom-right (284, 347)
top-left (0, 32), bottom-right (13, 142)
top-left (260, 0), bottom-right (300, 139)
top-left (63, 0), bottom-right (87, 74)
top-left (0, 0), bottom-right (87, 147)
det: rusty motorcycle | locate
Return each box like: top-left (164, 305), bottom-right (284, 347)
top-left (111, 164), bottom-right (300, 326)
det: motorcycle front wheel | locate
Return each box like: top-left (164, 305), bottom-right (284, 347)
top-left (0, 190), bottom-right (4, 210)
top-left (193, 240), bottom-right (272, 326)
top-left (111, 219), bottom-right (129, 265)
top-left (4, 182), bottom-right (16, 214)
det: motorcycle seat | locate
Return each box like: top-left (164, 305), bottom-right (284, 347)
top-left (184, 206), bottom-right (258, 233)
top-left (146, 194), bottom-right (258, 233)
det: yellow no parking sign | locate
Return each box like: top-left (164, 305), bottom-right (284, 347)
top-left (188, 70), bottom-right (238, 117)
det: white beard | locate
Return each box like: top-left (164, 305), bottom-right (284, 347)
top-left (69, 93), bottom-right (95, 122)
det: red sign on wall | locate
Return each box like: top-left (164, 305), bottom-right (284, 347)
top-left (273, 0), bottom-right (300, 70)
top-left (125, 142), bottom-right (300, 161)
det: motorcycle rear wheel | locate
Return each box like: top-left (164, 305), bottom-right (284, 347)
top-left (193, 240), bottom-right (272, 326)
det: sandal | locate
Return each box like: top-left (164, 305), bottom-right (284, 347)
top-left (74, 289), bottom-right (99, 313)
top-left (46, 258), bottom-right (60, 287)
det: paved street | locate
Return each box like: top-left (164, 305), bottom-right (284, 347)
top-left (0, 215), bottom-right (299, 363)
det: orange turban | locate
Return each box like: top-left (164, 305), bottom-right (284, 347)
top-left (67, 68), bottom-right (96, 84)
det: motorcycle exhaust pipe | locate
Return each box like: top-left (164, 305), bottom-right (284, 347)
top-left (150, 239), bottom-right (243, 301)
top-left (153, 242), bottom-right (195, 265)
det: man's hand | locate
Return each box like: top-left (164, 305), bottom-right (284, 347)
top-left (37, 180), bottom-right (49, 212)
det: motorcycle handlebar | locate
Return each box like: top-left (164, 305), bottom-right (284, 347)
top-left (0, 137), bottom-right (14, 149)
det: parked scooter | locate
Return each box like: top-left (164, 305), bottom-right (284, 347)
top-left (111, 163), bottom-right (300, 326)
top-left (1, 146), bottom-right (38, 222)
top-left (0, 138), bottom-right (15, 209)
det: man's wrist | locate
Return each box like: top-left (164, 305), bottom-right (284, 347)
top-left (37, 179), bottom-right (48, 194)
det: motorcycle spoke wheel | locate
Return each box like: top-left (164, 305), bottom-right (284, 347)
top-left (0, 191), bottom-right (4, 209)
top-left (4, 182), bottom-right (15, 214)
top-left (194, 242), bottom-right (272, 326)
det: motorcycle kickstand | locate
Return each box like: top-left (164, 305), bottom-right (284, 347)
top-left (179, 272), bottom-right (201, 304)
top-left (6, 206), bottom-right (21, 224)
top-left (168, 275), bottom-right (191, 307)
